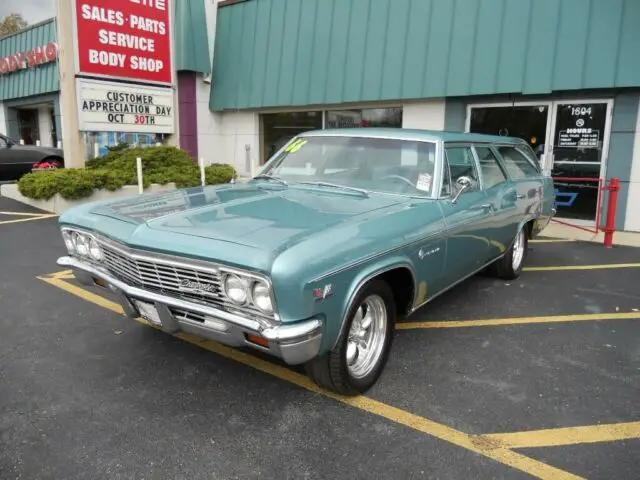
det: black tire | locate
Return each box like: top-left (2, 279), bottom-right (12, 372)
top-left (304, 279), bottom-right (396, 396)
top-left (489, 224), bottom-right (528, 280)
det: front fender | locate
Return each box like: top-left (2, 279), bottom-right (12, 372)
top-left (322, 255), bottom-right (417, 352)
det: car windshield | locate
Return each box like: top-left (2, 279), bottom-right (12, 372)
top-left (258, 135), bottom-right (437, 197)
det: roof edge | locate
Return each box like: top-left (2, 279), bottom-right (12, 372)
top-left (0, 16), bottom-right (56, 42)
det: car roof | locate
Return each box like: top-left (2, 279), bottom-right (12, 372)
top-left (300, 127), bottom-right (528, 145)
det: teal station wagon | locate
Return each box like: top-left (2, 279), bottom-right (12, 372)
top-left (57, 129), bottom-right (555, 395)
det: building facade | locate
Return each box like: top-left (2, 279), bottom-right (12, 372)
top-left (191, 0), bottom-right (640, 232)
top-left (0, 19), bottom-right (61, 148)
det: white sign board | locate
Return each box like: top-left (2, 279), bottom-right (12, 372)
top-left (76, 78), bottom-right (174, 134)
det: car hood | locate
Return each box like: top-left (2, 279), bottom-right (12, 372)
top-left (88, 183), bottom-right (408, 255)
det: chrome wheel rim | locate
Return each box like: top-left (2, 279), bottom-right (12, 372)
top-left (346, 294), bottom-right (388, 379)
top-left (512, 228), bottom-right (525, 271)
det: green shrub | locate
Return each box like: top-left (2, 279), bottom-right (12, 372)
top-left (18, 146), bottom-right (238, 200)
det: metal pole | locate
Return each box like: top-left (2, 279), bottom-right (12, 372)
top-left (136, 157), bottom-right (143, 195)
top-left (199, 157), bottom-right (206, 186)
top-left (603, 177), bottom-right (621, 248)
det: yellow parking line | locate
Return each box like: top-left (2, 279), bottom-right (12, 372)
top-left (530, 239), bottom-right (575, 243)
top-left (0, 214), bottom-right (57, 225)
top-left (397, 312), bottom-right (640, 330)
top-left (482, 421), bottom-right (640, 449)
top-left (524, 263), bottom-right (640, 272)
top-left (38, 270), bottom-right (582, 480)
top-left (0, 211), bottom-right (50, 216)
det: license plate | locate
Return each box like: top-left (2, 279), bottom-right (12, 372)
top-left (134, 300), bottom-right (162, 326)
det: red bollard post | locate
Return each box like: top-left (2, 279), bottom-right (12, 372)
top-left (603, 177), bottom-right (621, 248)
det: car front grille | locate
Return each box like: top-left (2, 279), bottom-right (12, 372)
top-left (99, 242), bottom-right (273, 321)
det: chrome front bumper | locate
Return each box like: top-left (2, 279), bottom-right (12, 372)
top-left (57, 256), bottom-right (323, 365)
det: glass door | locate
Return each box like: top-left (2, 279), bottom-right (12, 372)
top-left (548, 101), bottom-right (613, 222)
top-left (467, 103), bottom-right (552, 169)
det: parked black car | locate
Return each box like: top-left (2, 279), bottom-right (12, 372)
top-left (0, 133), bottom-right (65, 182)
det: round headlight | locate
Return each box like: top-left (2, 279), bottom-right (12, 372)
top-left (62, 230), bottom-right (75, 254)
top-left (252, 282), bottom-right (273, 313)
top-left (74, 233), bottom-right (89, 256)
top-left (224, 274), bottom-right (248, 304)
top-left (89, 237), bottom-right (103, 261)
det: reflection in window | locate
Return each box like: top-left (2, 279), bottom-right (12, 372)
top-left (475, 146), bottom-right (507, 188)
top-left (496, 146), bottom-right (539, 179)
top-left (262, 135), bottom-right (436, 197)
top-left (261, 111), bottom-right (322, 164)
top-left (445, 147), bottom-right (480, 191)
top-left (325, 108), bottom-right (402, 129)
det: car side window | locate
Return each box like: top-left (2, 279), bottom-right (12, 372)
top-left (475, 146), bottom-right (507, 189)
top-left (496, 146), bottom-right (540, 179)
top-left (444, 146), bottom-right (480, 192)
top-left (0, 137), bottom-right (7, 148)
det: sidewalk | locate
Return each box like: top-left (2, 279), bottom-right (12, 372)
top-left (539, 221), bottom-right (640, 247)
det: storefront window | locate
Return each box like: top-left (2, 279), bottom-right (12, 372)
top-left (325, 108), bottom-right (402, 129)
top-left (261, 111), bottom-right (322, 164)
top-left (469, 105), bottom-right (549, 160)
top-left (550, 103), bottom-right (609, 221)
top-left (84, 132), bottom-right (166, 159)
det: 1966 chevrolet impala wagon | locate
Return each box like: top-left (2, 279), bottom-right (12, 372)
top-left (57, 129), bottom-right (555, 395)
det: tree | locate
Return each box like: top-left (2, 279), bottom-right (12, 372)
top-left (0, 14), bottom-right (28, 38)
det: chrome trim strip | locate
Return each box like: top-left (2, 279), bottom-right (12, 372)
top-left (309, 230), bottom-right (442, 284)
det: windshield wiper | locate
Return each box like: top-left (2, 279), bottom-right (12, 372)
top-left (252, 174), bottom-right (288, 186)
top-left (298, 181), bottom-right (369, 196)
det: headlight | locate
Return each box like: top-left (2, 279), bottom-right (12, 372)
top-left (89, 237), bottom-right (103, 261)
top-left (62, 230), bottom-right (75, 254)
top-left (252, 282), bottom-right (273, 313)
top-left (74, 232), bottom-right (90, 257)
top-left (224, 274), bottom-right (249, 304)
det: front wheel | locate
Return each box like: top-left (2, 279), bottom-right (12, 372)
top-left (489, 224), bottom-right (528, 280)
top-left (304, 279), bottom-right (396, 396)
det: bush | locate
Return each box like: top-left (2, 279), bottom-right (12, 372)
top-left (18, 146), bottom-right (238, 200)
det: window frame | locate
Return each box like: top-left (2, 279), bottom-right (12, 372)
top-left (493, 143), bottom-right (542, 180)
top-left (440, 142), bottom-right (483, 196)
top-left (472, 144), bottom-right (509, 190)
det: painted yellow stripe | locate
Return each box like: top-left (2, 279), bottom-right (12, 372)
top-left (0, 214), bottom-right (57, 225)
top-left (0, 211), bottom-right (51, 216)
top-left (524, 263), bottom-right (640, 272)
top-left (482, 421), bottom-right (640, 449)
top-left (38, 271), bottom-right (583, 480)
top-left (530, 239), bottom-right (575, 243)
top-left (397, 312), bottom-right (640, 330)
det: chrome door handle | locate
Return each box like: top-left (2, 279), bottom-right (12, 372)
top-left (480, 204), bottom-right (493, 211)
top-left (515, 194), bottom-right (525, 199)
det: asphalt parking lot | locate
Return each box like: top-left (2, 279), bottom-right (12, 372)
top-left (1, 195), bottom-right (639, 480)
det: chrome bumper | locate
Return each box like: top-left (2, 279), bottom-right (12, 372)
top-left (57, 256), bottom-right (323, 365)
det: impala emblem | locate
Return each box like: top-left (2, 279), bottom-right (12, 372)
top-left (179, 279), bottom-right (216, 294)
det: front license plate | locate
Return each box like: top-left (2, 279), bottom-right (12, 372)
top-left (134, 300), bottom-right (162, 326)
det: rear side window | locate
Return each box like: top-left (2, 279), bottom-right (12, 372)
top-left (496, 146), bottom-right (540, 179)
top-left (475, 146), bottom-right (507, 189)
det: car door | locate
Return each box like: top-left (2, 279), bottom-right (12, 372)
top-left (0, 135), bottom-right (19, 181)
top-left (472, 144), bottom-right (520, 259)
top-left (440, 144), bottom-right (493, 287)
top-left (494, 144), bottom-right (546, 235)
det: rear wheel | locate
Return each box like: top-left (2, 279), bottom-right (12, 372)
top-left (304, 279), bottom-right (395, 396)
top-left (489, 225), bottom-right (528, 280)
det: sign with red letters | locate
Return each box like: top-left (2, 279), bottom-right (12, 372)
top-left (0, 43), bottom-right (58, 76)
top-left (74, 0), bottom-right (173, 85)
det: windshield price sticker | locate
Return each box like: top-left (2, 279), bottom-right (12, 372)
top-left (416, 173), bottom-right (432, 192)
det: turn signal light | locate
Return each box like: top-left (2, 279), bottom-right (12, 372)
top-left (245, 334), bottom-right (269, 348)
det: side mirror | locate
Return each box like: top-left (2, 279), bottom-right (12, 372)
top-left (451, 176), bottom-right (472, 204)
